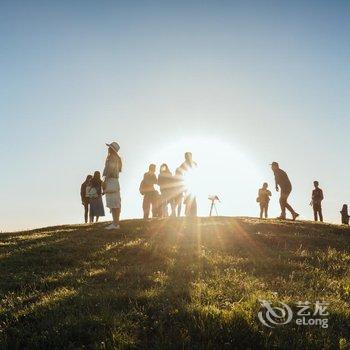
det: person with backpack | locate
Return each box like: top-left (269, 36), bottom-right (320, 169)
top-left (311, 181), bottom-right (324, 222)
top-left (257, 182), bottom-right (272, 219)
top-left (158, 163), bottom-right (175, 217)
top-left (88, 171), bottom-right (105, 223)
top-left (140, 164), bottom-right (160, 219)
top-left (80, 174), bottom-right (92, 223)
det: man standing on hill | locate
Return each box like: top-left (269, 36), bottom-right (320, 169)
top-left (141, 164), bottom-right (160, 219)
top-left (311, 181), bottom-right (324, 222)
top-left (271, 161), bottom-right (299, 221)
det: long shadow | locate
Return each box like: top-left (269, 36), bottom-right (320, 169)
top-left (0, 219), bottom-right (184, 348)
top-left (1, 217), bottom-right (349, 349)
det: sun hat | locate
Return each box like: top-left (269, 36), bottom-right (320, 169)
top-left (106, 141), bottom-right (120, 154)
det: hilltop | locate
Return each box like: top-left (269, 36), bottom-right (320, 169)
top-left (0, 217), bottom-right (349, 349)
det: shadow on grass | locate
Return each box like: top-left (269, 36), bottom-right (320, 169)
top-left (0, 217), bottom-right (349, 349)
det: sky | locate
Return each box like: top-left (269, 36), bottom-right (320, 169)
top-left (1, 0), bottom-right (349, 231)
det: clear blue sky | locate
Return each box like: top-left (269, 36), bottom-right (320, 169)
top-left (1, 0), bottom-right (349, 231)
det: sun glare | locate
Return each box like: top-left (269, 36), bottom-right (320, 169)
top-left (145, 136), bottom-right (263, 217)
top-left (182, 167), bottom-right (200, 196)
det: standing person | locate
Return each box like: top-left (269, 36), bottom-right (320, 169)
top-left (172, 167), bottom-right (185, 217)
top-left (158, 164), bottom-right (175, 217)
top-left (311, 181), bottom-right (324, 222)
top-left (257, 182), bottom-right (272, 219)
top-left (80, 175), bottom-right (92, 223)
top-left (141, 164), bottom-right (160, 219)
top-left (340, 204), bottom-right (350, 225)
top-left (88, 171), bottom-right (105, 223)
top-left (180, 152), bottom-right (198, 217)
top-left (103, 142), bottom-right (122, 230)
top-left (271, 162), bottom-right (299, 220)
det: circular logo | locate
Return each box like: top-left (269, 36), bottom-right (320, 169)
top-left (258, 300), bottom-right (293, 328)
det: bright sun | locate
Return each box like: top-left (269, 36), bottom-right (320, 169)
top-left (145, 135), bottom-right (263, 217)
top-left (182, 167), bottom-right (201, 196)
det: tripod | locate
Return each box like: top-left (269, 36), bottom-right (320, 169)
top-left (209, 196), bottom-right (220, 216)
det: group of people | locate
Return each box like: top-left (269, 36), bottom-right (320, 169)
top-left (256, 161), bottom-right (301, 221)
top-left (81, 142), bottom-right (122, 230)
top-left (80, 142), bottom-right (350, 229)
top-left (257, 161), bottom-right (349, 225)
top-left (139, 152), bottom-right (197, 219)
top-left (80, 143), bottom-right (198, 230)
top-left (80, 171), bottom-right (105, 223)
top-left (256, 162), bottom-right (300, 221)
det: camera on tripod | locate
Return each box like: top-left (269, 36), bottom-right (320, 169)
top-left (208, 195), bottom-right (220, 216)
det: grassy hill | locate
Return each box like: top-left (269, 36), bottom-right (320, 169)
top-left (0, 217), bottom-right (349, 349)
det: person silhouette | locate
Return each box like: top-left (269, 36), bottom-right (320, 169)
top-left (103, 142), bottom-right (122, 230)
top-left (180, 152), bottom-right (198, 217)
top-left (271, 161), bottom-right (299, 220)
top-left (88, 171), bottom-right (105, 223)
top-left (80, 175), bottom-right (92, 223)
top-left (311, 181), bottom-right (324, 222)
top-left (141, 164), bottom-right (160, 219)
top-left (340, 204), bottom-right (350, 225)
top-left (172, 167), bottom-right (185, 217)
top-left (257, 182), bottom-right (272, 219)
top-left (158, 163), bottom-right (175, 217)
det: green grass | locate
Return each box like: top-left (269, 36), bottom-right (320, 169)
top-left (0, 217), bottom-right (349, 349)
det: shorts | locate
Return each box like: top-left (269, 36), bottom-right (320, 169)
top-left (105, 178), bottom-right (121, 209)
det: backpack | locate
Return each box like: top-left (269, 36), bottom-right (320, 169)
top-left (88, 186), bottom-right (98, 199)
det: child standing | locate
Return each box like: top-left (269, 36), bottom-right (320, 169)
top-left (340, 204), bottom-right (350, 225)
top-left (257, 182), bottom-right (272, 219)
top-left (88, 171), bottom-right (105, 223)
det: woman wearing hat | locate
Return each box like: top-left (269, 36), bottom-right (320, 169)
top-left (103, 142), bottom-right (122, 230)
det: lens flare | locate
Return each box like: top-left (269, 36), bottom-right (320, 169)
top-left (143, 136), bottom-right (263, 218)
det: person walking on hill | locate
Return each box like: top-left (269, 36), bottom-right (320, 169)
top-left (311, 181), bottom-right (324, 222)
top-left (141, 164), bottom-right (160, 219)
top-left (81, 175), bottom-right (92, 223)
top-left (257, 182), bottom-right (272, 219)
top-left (158, 163), bottom-right (175, 217)
top-left (340, 204), bottom-right (350, 225)
top-left (271, 162), bottom-right (299, 220)
top-left (180, 152), bottom-right (198, 217)
top-left (103, 142), bottom-right (122, 230)
top-left (88, 171), bottom-right (105, 223)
